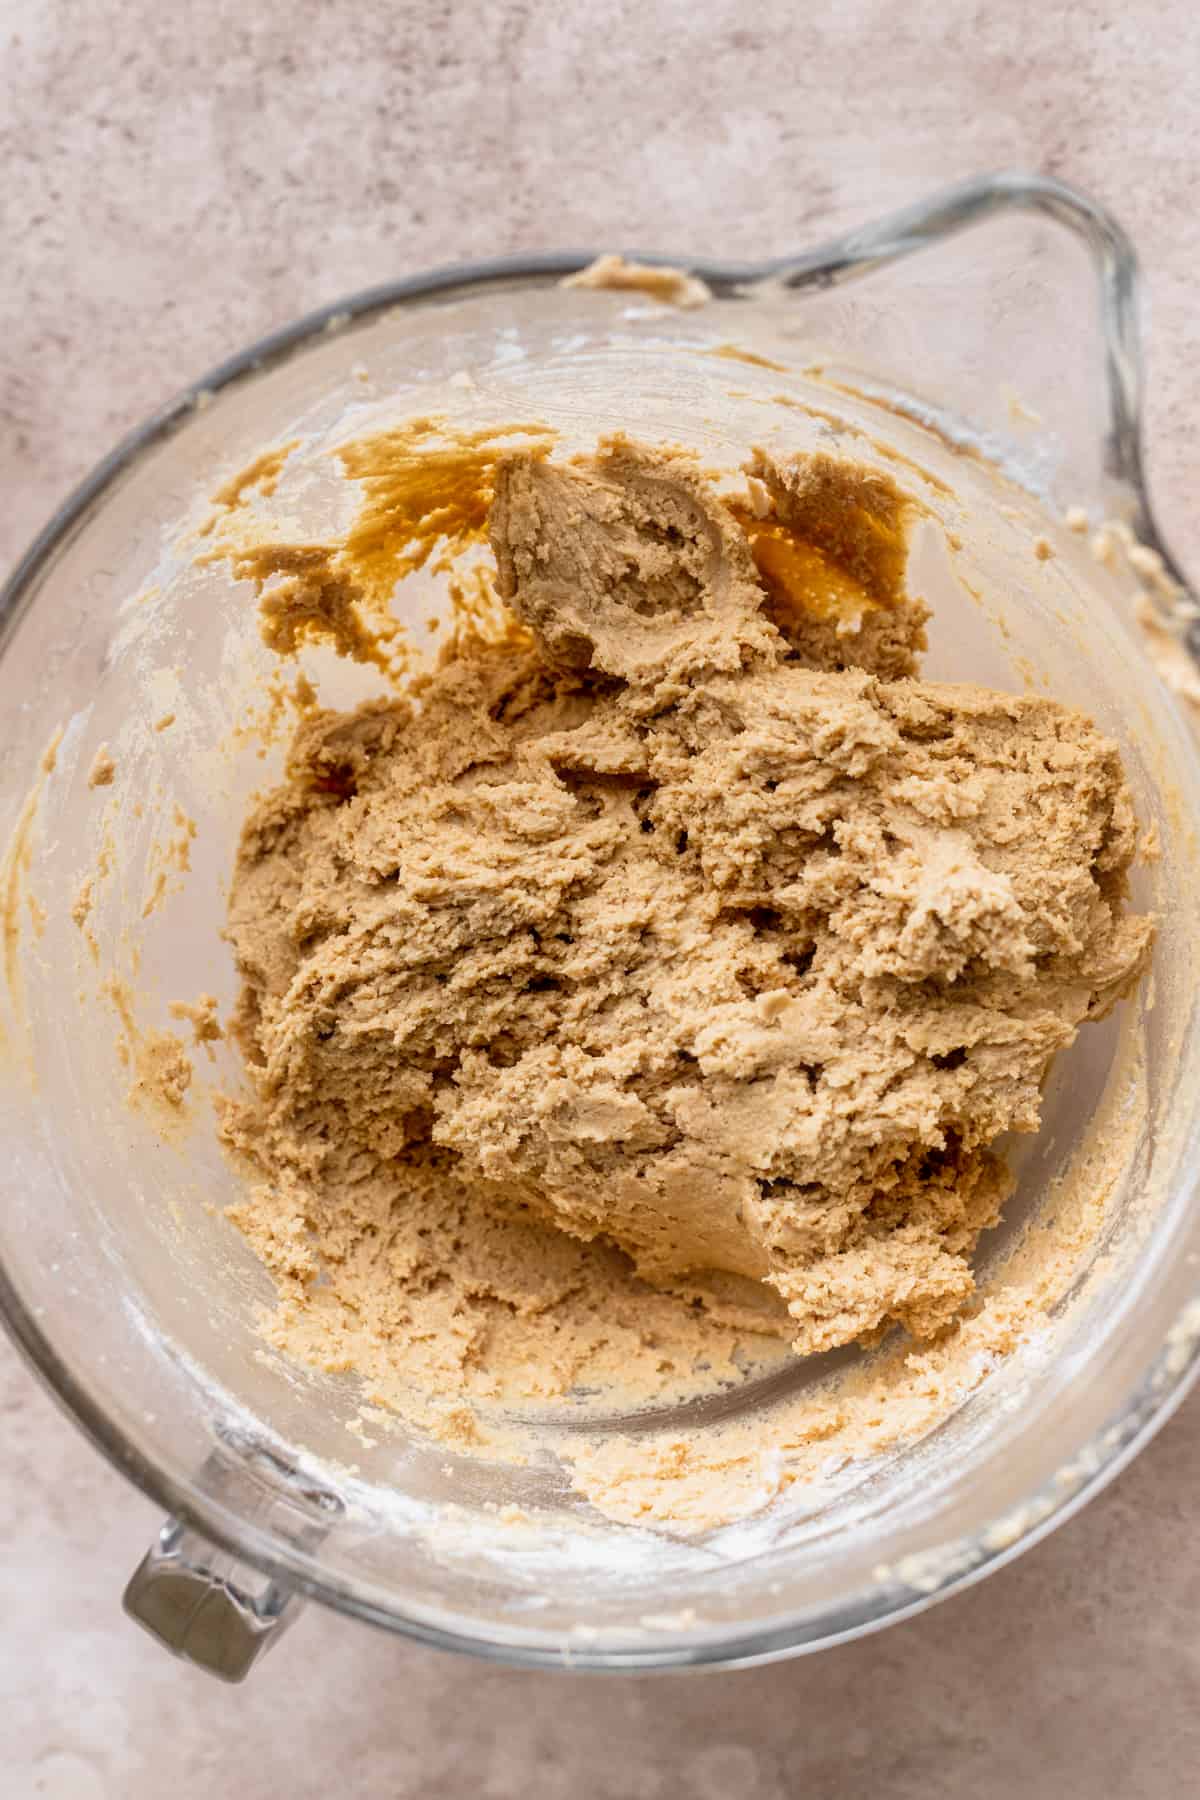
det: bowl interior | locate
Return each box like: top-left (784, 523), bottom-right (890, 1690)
top-left (3, 276), bottom-right (1200, 1662)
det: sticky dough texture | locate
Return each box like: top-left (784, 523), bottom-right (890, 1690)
top-left (224, 437), bottom-right (1152, 1358)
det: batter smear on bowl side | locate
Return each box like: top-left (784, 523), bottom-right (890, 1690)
top-left (217, 430), bottom-right (1153, 1438)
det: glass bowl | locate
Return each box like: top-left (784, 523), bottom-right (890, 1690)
top-left (3, 171), bottom-right (1200, 1681)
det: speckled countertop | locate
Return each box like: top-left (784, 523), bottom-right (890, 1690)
top-left (4, 5), bottom-right (1200, 1796)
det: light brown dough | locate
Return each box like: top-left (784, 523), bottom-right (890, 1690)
top-left (222, 438), bottom-right (1152, 1368)
top-left (561, 254), bottom-right (712, 309)
top-left (488, 435), bottom-right (781, 698)
top-left (730, 448), bottom-right (930, 679)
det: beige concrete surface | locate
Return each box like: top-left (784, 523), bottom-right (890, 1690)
top-left (3, 3), bottom-right (1199, 1794)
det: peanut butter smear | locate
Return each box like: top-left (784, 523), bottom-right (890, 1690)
top-left (204, 418), bottom-right (555, 675)
top-left (728, 451), bottom-right (927, 677)
top-left (216, 425), bottom-right (1152, 1446)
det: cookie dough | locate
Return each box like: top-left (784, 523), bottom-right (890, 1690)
top-left (222, 435), bottom-right (1152, 1365)
top-left (562, 253), bottom-right (712, 309)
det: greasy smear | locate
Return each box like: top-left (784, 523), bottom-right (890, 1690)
top-left (0, 784), bottom-right (40, 1042)
top-left (198, 441), bottom-right (301, 536)
top-left (337, 418), bottom-right (557, 609)
top-left (142, 805), bottom-right (196, 920)
top-left (728, 519), bottom-right (878, 625)
top-left (723, 451), bottom-right (928, 679)
top-left (707, 344), bottom-right (789, 373)
top-left (732, 450), bottom-right (915, 621)
top-left (0, 727), bottom-right (62, 1055)
top-left (205, 419), bottom-right (557, 679)
top-left (823, 377), bottom-right (987, 466)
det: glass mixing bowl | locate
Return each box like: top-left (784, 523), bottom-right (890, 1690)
top-left (4, 172), bottom-right (1200, 1681)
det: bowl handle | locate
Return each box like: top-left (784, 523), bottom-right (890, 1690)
top-left (122, 1431), bottom-right (342, 1680)
top-left (124, 1515), bottom-right (302, 1682)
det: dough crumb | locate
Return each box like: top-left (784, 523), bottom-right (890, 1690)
top-left (88, 746), bottom-right (116, 789)
top-left (130, 1029), bottom-right (193, 1109)
top-left (563, 254), bottom-right (712, 309)
top-left (71, 877), bottom-right (94, 930)
top-left (169, 992), bottom-right (223, 1054)
top-left (104, 976), bottom-right (194, 1113)
top-left (41, 726), bottom-right (64, 774)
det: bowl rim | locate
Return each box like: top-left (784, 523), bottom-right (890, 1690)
top-left (3, 168), bottom-right (1200, 1674)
